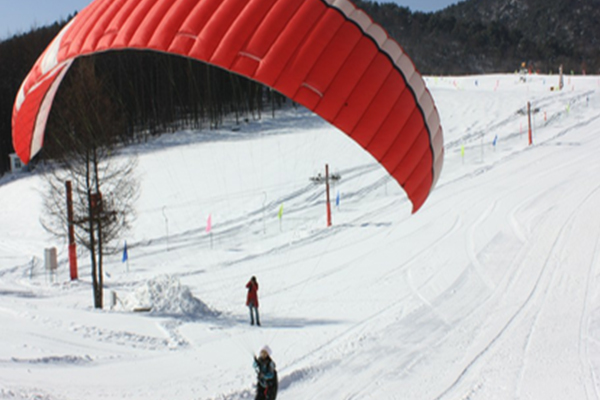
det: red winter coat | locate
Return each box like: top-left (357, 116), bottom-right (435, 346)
top-left (246, 279), bottom-right (259, 308)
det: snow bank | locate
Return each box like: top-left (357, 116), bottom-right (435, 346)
top-left (117, 275), bottom-right (218, 317)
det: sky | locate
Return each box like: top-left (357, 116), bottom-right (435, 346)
top-left (1, 73), bottom-right (599, 399)
top-left (0, 0), bottom-right (461, 40)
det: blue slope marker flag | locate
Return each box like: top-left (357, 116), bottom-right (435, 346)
top-left (122, 241), bottom-right (128, 263)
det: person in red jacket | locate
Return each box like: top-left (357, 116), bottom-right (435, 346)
top-left (246, 276), bottom-right (260, 326)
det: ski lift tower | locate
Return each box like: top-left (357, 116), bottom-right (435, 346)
top-left (310, 165), bottom-right (341, 227)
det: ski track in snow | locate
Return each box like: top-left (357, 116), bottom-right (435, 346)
top-left (433, 117), bottom-right (600, 399)
top-left (514, 182), bottom-right (600, 400)
top-left (580, 234), bottom-right (600, 400)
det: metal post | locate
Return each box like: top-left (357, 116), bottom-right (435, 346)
top-left (262, 192), bottom-right (267, 234)
top-left (325, 164), bottom-right (332, 227)
top-left (162, 206), bottom-right (169, 251)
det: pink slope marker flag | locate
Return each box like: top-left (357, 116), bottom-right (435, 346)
top-left (206, 214), bottom-right (212, 233)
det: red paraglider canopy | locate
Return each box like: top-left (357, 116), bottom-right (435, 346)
top-left (12, 0), bottom-right (443, 213)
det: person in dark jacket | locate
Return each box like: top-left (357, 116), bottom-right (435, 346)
top-left (253, 346), bottom-right (278, 400)
top-left (246, 276), bottom-right (260, 326)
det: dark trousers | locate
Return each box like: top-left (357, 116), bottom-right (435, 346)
top-left (249, 305), bottom-right (260, 326)
top-left (255, 382), bottom-right (277, 400)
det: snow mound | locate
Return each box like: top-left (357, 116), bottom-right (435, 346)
top-left (119, 275), bottom-right (218, 317)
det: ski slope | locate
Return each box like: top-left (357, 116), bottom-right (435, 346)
top-left (1, 73), bottom-right (600, 399)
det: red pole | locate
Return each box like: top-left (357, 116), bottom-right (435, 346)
top-left (325, 164), bottom-right (332, 227)
top-left (527, 101), bottom-right (533, 146)
top-left (66, 181), bottom-right (78, 280)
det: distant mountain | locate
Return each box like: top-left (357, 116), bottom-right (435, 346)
top-left (357, 0), bottom-right (599, 75)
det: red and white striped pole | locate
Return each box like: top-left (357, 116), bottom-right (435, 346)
top-left (66, 181), bottom-right (78, 280)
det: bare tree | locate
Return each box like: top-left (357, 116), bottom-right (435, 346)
top-left (41, 57), bottom-right (138, 309)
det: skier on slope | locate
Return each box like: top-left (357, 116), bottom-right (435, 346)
top-left (246, 276), bottom-right (260, 326)
top-left (253, 346), bottom-right (278, 400)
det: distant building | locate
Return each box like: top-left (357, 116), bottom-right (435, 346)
top-left (9, 153), bottom-right (25, 173)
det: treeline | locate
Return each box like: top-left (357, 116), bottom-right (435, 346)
top-left (0, 20), bottom-right (285, 176)
top-left (46, 51), bottom-right (285, 150)
top-left (355, 0), bottom-right (597, 75)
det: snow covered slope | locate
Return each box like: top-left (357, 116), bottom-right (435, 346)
top-left (1, 74), bottom-right (600, 400)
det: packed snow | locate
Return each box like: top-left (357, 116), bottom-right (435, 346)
top-left (1, 73), bottom-right (600, 399)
